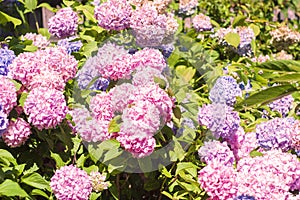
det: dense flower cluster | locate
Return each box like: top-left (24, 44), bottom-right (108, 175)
top-left (50, 165), bottom-right (92, 200)
top-left (275, 50), bottom-right (294, 60)
top-left (48, 7), bottom-right (79, 38)
top-left (22, 33), bottom-right (49, 48)
top-left (94, 0), bottom-right (132, 31)
top-left (9, 47), bottom-right (77, 90)
top-left (89, 172), bottom-right (109, 192)
top-left (57, 36), bottom-right (83, 54)
top-left (0, 106), bottom-right (8, 135)
top-left (132, 66), bottom-right (166, 86)
top-left (268, 95), bottom-right (294, 117)
top-left (192, 13), bottom-right (213, 32)
top-left (198, 103), bottom-right (240, 139)
top-left (24, 87), bottom-right (68, 130)
top-left (209, 76), bottom-right (242, 106)
top-left (178, 0), bottom-right (198, 15)
top-left (234, 195), bottom-right (256, 200)
top-left (198, 140), bottom-right (235, 166)
top-left (130, 3), bottom-right (178, 47)
top-left (0, 76), bottom-right (17, 114)
top-left (198, 149), bottom-right (300, 199)
top-left (2, 118), bottom-right (31, 148)
top-left (151, 0), bottom-right (172, 14)
top-left (0, 46), bottom-right (15, 76)
top-left (251, 54), bottom-right (270, 63)
top-left (255, 117), bottom-right (300, 151)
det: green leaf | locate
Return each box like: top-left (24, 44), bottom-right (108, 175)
top-left (161, 166), bottom-right (172, 178)
top-left (37, 3), bottom-right (56, 12)
top-left (249, 24), bottom-right (260, 36)
top-left (176, 65), bottom-right (196, 82)
top-left (232, 15), bottom-right (247, 27)
top-left (271, 73), bottom-right (300, 83)
top-left (76, 5), bottom-right (97, 23)
top-left (224, 32), bottom-right (240, 48)
top-left (250, 150), bottom-right (264, 157)
top-left (108, 116), bottom-right (121, 133)
top-left (63, 0), bottom-right (74, 7)
top-left (19, 92), bottom-right (29, 107)
top-left (38, 28), bottom-right (51, 39)
top-left (21, 172), bottom-right (51, 191)
top-left (0, 180), bottom-right (28, 197)
top-left (173, 106), bottom-right (181, 120)
top-left (24, 0), bottom-right (37, 11)
top-left (0, 149), bottom-right (17, 166)
top-left (255, 60), bottom-right (300, 72)
top-left (50, 152), bottom-right (65, 168)
top-left (89, 192), bottom-right (102, 200)
top-left (0, 11), bottom-right (22, 28)
top-left (30, 189), bottom-right (49, 198)
top-left (11, 80), bottom-right (22, 91)
top-left (23, 163), bottom-right (39, 175)
top-left (138, 156), bottom-right (153, 173)
top-left (235, 84), bottom-right (298, 109)
top-left (154, 76), bottom-right (167, 89)
top-left (175, 162), bottom-right (198, 177)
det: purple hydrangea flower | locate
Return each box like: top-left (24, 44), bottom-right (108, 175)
top-left (159, 43), bottom-right (174, 59)
top-left (234, 195), bottom-right (256, 200)
top-left (209, 76), bottom-right (242, 106)
top-left (0, 108), bottom-right (8, 135)
top-left (198, 103), bottom-right (241, 139)
top-left (48, 7), bottom-right (79, 38)
top-left (256, 117), bottom-right (298, 151)
top-left (198, 140), bottom-right (235, 166)
top-left (268, 95), bottom-right (294, 117)
top-left (57, 36), bottom-right (83, 54)
top-left (0, 46), bottom-right (15, 76)
top-left (192, 13), bottom-right (213, 32)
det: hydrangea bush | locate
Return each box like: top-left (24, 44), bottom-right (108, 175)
top-left (0, 0), bottom-right (300, 199)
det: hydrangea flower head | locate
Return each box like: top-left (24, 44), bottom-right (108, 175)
top-left (89, 92), bottom-right (114, 122)
top-left (198, 140), bottom-right (235, 166)
top-left (0, 46), bottom-right (15, 76)
top-left (234, 195), bottom-right (256, 200)
top-left (179, 0), bottom-right (198, 15)
top-left (48, 7), bottom-right (79, 38)
top-left (90, 172), bottom-right (109, 192)
top-left (255, 117), bottom-right (298, 151)
top-left (198, 103), bottom-right (241, 139)
top-left (94, 0), bottom-right (132, 31)
top-left (50, 165), bottom-right (92, 200)
top-left (0, 76), bottom-right (17, 114)
top-left (268, 95), bottom-right (294, 117)
top-left (2, 118), bottom-right (31, 148)
top-left (24, 87), bottom-right (68, 130)
top-left (192, 13), bottom-right (213, 32)
top-left (209, 76), bottom-right (242, 106)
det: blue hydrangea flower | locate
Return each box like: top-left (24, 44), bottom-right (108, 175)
top-left (234, 194), bottom-right (256, 200)
top-left (256, 117), bottom-right (297, 151)
top-left (175, 117), bottom-right (196, 136)
top-left (0, 47), bottom-right (16, 76)
top-left (159, 43), bottom-right (174, 59)
top-left (268, 95), bottom-right (294, 117)
top-left (209, 76), bottom-right (242, 106)
top-left (0, 108), bottom-right (8, 136)
top-left (239, 79), bottom-right (252, 98)
top-left (57, 36), bottom-right (83, 54)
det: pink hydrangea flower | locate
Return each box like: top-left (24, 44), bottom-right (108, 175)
top-left (117, 133), bottom-right (156, 158)
top-left (109, 83), bottom-right (135, 112)
top-left (192, 13), bottom-right (213, 32)
top-left (131, 48), bottom-right (167, 72)
top-left (22, 33), bottom-right (49, 48)
top-left (132, 66), bottom-right (167, 86)
top-left (94, 0), bottom-right (132, 31)
top-left (50, 165), bottom-right (92, 200)
top-left (24, 87), bottom-right (68, 130)
top-left (0, 76), bottom-right (17, 114)
top-left (121, 100), bottom-right (161, 137)
top-left (2, 118), bottom-right (31, 148)
top-left (89, 92), bottom-right (114, 122)
top-left (48, 7), bottom-right (79, 38)
top-left (28, 72), bottom-right (66, 91)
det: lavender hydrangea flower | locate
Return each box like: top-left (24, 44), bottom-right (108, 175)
top-left (159, 43), bottom-right (174, 59)
top-left (57, 36), bottom-right (83, 54)
top-left (198, 103), bottom-right (241, 139)
top-left (192, 13), bottom-right (213, 32)
top-left (256, 117), bottom-right (298, 151)
top-left (209, 76), bottom-right (242, 106)
top-left (268, 95), bottom-right (294, 117)
top-left (48, 7), bottom-right (79, 38)
top-left (198, 140), bottom-right (235, 166)
top-left (234, 195), bottom-right (256, 200)
top-left (0, 46), bottom-right (15, 76)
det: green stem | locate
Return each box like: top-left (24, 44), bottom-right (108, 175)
top-left (32, 11), bottom-right (40, 31)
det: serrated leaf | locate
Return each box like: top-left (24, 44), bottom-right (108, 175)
top-left (50, 152), bottom-right (65, 168)
top-left (21, 172), bottom-right (51, 191)
top-left (0, 149), bottom-right (17, 166)
top-left (235, 84), bottom-right (298, 109)
top-left (232, 15), bottom-right (247, 27)
top-left (224, 32), bottom-right (240, 48)
top-left (161, 166), bottom-right (172, 178)
top-left (0, 180), bottom-right (28, 197)
top-left (30, 189), bottom-right (49, 198)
